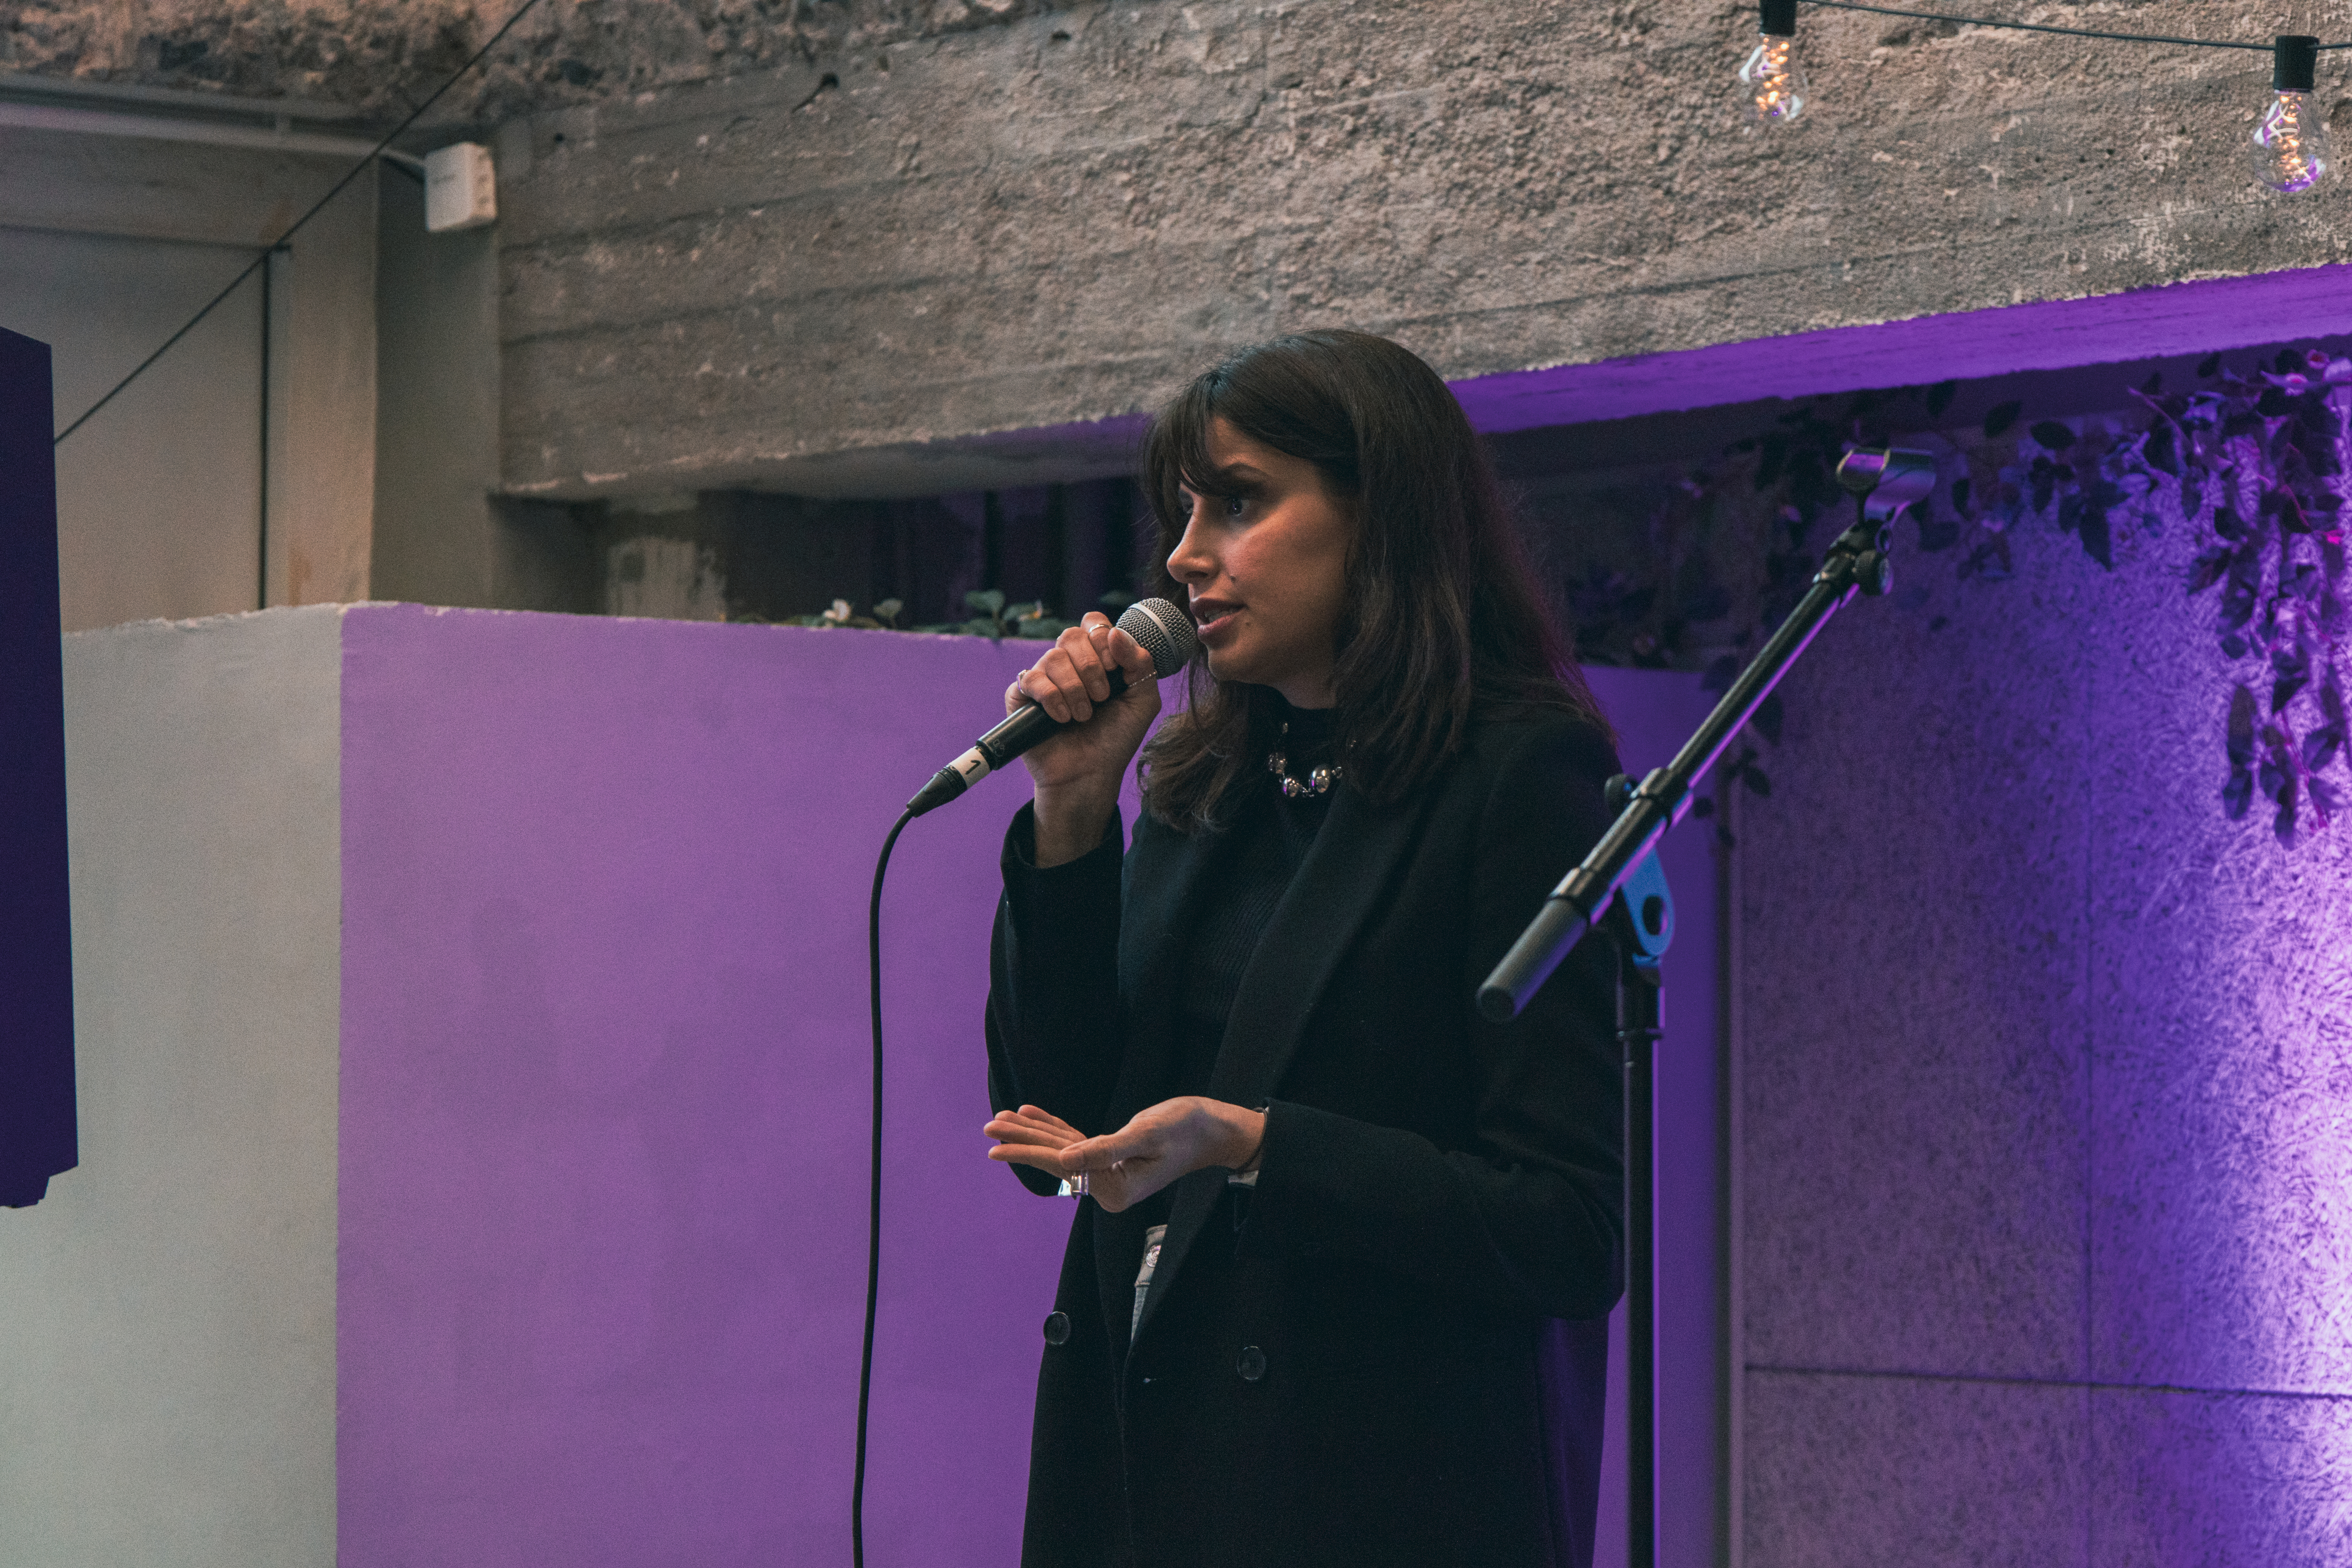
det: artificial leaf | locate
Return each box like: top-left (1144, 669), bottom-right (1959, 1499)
top-left (2078, 504), bottom-right (2115, 569)
top-left (2304, 724), bottom-right (2345, 773)
top-left (1700, 654), bottom-right (1741, 694)
top-left (1742, 765), bottom-right (1773, 798)
top-left (2222, 768), bottom-right (2254, 819)
top-left (2227, 685), bottom-right (2258, 767)
top-left (2029, 420), bottom-right (2079, 451)
top-left (1983, 400), bottom-right (2023, 439)
top-left (1961, 536), bottom-right (2014, 581)
top-left (1691, 795), bottom-right (1715, 819)
top-left (2187, 547), bottom-right (2232, 594)
top-left (1950, 477), bottom-right (1973, 514)
top-left (2197, 352), bottom-right (2223, 377)
top-left (1925, 380), bottom-right (1959, 418)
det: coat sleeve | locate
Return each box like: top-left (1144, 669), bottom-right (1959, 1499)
top-left (1240, 718), bottom-right (1627, 1320)
top-left (984, 800), bottom-right (1129, 1198)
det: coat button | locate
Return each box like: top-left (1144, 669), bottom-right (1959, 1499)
top-left (1042, 1311), bottom-right (1071, 1346)
top-left (1236, 1344), bottom-right (1267, 1382)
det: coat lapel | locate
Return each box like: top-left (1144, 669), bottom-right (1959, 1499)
top-left (1111, 809), bottom-right (1219, 1120)
top-left (1130, 781), bottom-right (1435, 1350)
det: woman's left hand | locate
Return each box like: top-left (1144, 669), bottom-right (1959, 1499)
top-left (986, 1097), bottom-right (1267, 1213)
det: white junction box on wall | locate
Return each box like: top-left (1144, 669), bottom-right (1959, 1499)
top-left (424, 143), bottom-right (497, 234)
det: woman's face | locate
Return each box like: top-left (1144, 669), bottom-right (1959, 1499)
top-left (1166, 417), bottom-right (1352, 709)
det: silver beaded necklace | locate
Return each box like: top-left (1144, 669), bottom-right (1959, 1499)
top-left (1266, 721), bottom-right (1342, 799)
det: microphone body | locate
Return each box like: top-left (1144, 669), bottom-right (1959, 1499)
top-left (906, 598), bottom-right (1197, 818)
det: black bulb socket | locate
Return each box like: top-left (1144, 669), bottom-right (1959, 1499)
top-left (1761, 0), bottom-right (1798, 37)
top-left (2275, 36), bottom-right (2320, 94)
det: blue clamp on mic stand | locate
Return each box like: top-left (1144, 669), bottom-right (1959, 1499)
top-left (1477, 446), bottom-right (1937, 1568)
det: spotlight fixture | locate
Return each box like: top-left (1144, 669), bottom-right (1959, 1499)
top-left (1740, 0), bottom-right (1808, 126)
top-left (2253, 35), bottom-right (2331, 193)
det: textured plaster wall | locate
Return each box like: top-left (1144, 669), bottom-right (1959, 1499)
top-left (0, 608), bottom-right (343, 1568)
top-left (1736, 481), bottom-right (2352, 1561)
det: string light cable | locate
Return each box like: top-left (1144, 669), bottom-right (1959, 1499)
top-left (1739, 0), bottom-right (2345, 193)
top-left (51, 0), bottom-right (549, 446)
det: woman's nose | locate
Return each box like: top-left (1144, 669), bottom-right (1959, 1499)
top-left (1166, 509), bottom-right (1215, 582)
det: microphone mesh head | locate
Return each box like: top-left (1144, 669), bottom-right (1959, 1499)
top-left (1116, 597), bottom-right (1200, 679)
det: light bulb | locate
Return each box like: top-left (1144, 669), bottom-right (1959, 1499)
top-left (2254, 36), bottom-right (2331, 194)
top-left (1740, 36), bottom-right (1808, 125)
top-left (1740, 0), bottom-right (1807, 127)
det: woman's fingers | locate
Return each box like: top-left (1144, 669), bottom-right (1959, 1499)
top-left (986, 1111), bottom-right (1082, 1148)
top-left (1101, 625), bottom-right (1158, 686)
top-left (1007, 621), bottom-right (1150, 726)
top-left (987, 1143), bottom-right (1074, 1173)
top-left (1017, 1104), bottom-right (1083, 1135)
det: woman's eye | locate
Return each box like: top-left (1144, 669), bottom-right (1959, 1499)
top-left (1223, 495), bottom-right (1248, 518)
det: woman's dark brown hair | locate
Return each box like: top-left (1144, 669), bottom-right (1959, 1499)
top-left (1137, 328), bottom-right (1615, 831)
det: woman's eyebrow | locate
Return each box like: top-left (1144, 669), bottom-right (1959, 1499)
top-left (1183, 462), bottom-right (1270, 494)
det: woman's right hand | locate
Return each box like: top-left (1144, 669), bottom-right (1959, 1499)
top-left (1014, 612), bottom-right (1164, 865)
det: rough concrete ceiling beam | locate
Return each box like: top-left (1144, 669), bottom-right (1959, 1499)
top-left (484, 0), bottom-right (2352, 500)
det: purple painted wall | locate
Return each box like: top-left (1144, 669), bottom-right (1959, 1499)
top-left (335, 603), bottom-right (1719, 1565)
top-left (339, 606), bottom-right (1062, 1565)
top-left (1736, 465), bottom-right (2352, 1563)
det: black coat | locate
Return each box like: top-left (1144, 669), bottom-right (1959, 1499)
top-left (985, 712), bottom-right (1625, 1568)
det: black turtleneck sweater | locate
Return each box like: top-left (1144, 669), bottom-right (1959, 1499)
top-left (1168, 698), bottom-right (1337, 1102)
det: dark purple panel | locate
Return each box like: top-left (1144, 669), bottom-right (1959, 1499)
top-left (0, 326), bottom-right (75, 1208)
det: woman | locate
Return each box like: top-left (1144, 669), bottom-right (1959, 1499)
top-left (981, 330), bottom-right (1624, 1568)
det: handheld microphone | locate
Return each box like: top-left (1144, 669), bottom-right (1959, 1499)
top-left (905, 597), bottom-right (1198, 817)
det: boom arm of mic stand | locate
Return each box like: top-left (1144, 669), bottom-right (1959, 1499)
top-left (1475, 448), bottom-right (1936, 1023)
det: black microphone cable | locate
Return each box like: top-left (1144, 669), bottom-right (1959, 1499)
top-left (855, 805), bottom-right (916, 1568)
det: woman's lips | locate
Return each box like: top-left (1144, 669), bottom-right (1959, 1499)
top-left (1193, 605), bottom-right (1241, 644)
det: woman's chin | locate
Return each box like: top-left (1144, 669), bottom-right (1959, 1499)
top-left (1202, 648), bottom-right (1252, 686)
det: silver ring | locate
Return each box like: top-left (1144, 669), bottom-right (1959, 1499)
top-left (1066, 1172), bottom-right (1090, 1198)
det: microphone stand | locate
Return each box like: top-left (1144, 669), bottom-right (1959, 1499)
top-left (1477, 448), bottom-right (1937, 1568)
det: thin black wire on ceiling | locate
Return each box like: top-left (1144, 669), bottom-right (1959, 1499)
top-left (1797, 0), bottom-right (2352, 52)
top-left (52, 0), bottom-right (550, 447)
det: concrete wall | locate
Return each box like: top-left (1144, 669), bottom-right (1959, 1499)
top-left (22, 2), bottom-right (2352, 503)
top-left (0, 608), bottom-right (343, 1568)
top-left (1734, 453), bottom-right (2352, 1562)
top-left (481, 0), bottom-right (2352, 499)
top-left (0, 122), bottom-right (381, 628)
